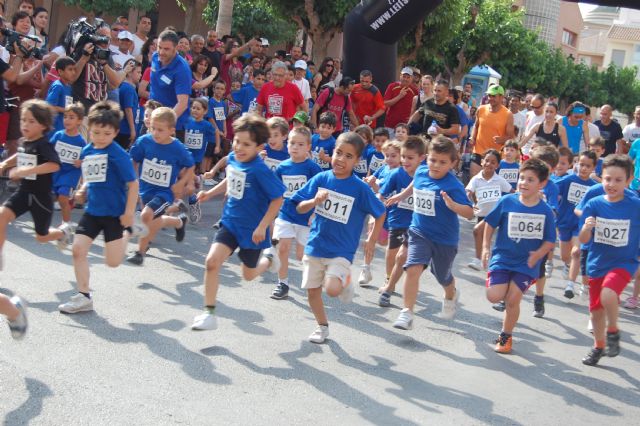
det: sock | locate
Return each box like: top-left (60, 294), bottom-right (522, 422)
top-left (607, 327), bottom-right (619, 334)
top-left (534, 294), bottom-right (544, 300)
top-left (500, 331), bottom-right (512, 338)
top-left (79, 292), bottom-right (91, 299)
top-left (279, 277), bottom-right (288, 286)
top-left (595, 340), bottom-right (605, 349)
top-left (188, 194), bottom-right (197, 205)
top-left (205, 305), bottom-right (216, 314)
top-left (319, 323), bottom-right (328, 327)
top-left (363, 264), bottom-right (370, 270)
top-left (124, 226), bottom-right (133, 234)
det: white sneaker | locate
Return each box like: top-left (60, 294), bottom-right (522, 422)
top-left (308, 325), bottom-right (329, 343)
top-left (188, 201), bottom-right (202, 224)
top-left (129, 212), bottom-right (149, 239)
top-left (562, 264), bottom-right (570, 280)
top-left (8, 296), bottom-right (27, 339)
top-left (467, 258), bottom-right (482, 271)
top-left (263, 247), bottom-right (281, 273)
top-left (191, 312), bottom-right (218, 330)
top-left (58, 293), bottom-right (93, 314)
top-left (545, 260), bottom-right (554, 278)
top-left (338, 280), bottom-right (355, 303)
top-left (57, 222), bottom-right (73, 251)
top-left (441, 288), bottom-right (460, 320)
top-left (564, 282), bottom-right (575, 299)
top-left (53, 201), bottom-right (61, 211)
top-left (357, 267), bottom-right (372, 286)
top-left (393, 308), bottom-right (414, 330)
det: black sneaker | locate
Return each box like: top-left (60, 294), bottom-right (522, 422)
top-left (533, 296), bottom-right (545, 318)
top-left (582, 347), bottom-right (605, 366)
top-left (492, 301), bottom-right (506, 312)
top-left (606, 331), bottom-right (621, 357)
top-left (212, 219), bottom-right (222, 230)
top-left (175, 214), bottom-right (187, 242)
top-left (126, 251), bottom-right (144, 265)
top-left (271, 282), bottom-right (289, 299)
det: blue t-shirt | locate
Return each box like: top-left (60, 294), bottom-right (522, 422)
top-left (51, 131), bottom-right (86, 188)
top-left (484, 193), bottom-right (557, 278)
top-left (80, 142), bottom-right (137, 217)
top-left (379, 167), bottom-right (414, 230)
top-left (149, 52), bottom-right (192, 130)
top-left (184, 117), bottom-right (215, 164)
top-left (594, 157), bottom-right (603, 177)
top-left (550, 172), bottom-right (569, 184)
top-left (629, 138), bottom-right (640, 190)
top-left (118, 81), bottom-right (139, 136)
top-left (367, 150), bottom-right (385, 175)
top-left (581, 194), bottom-right (640, 278)
top-left (221, 152), bottom-right (286, 249)
top-left (311, 134), bottom-right (335, 170)
top-left (129, 134), bottom-right (195, 203)
top-left (264, 144), bottom-right (290, 173)
top-left (497, 160), bottom-right (519, 190)
top-left (542, 179), bottom-right (559, 211)
top-left (277, 158), bottom-right (322, 226)
top-left (232, 84), bottom-right (260, 114)
top-left (353, 144), bottom-right (375, 179)
top-left (45, 80), bottom-right (72, 133)
top-left (207, 97), bottom-right (227, 133)
top-left (291, 170), bottom-right (386, 262)
top-left (410, 165), bottom-right (472, 246)
top-left (556, 174), bottom-right (597, 230)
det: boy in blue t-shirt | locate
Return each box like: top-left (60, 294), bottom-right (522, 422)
top-left (270, 127), bottom-right (322, 300)
top-left (551, 147), bottom-right (573, 183)
top-left (497, 140), bottom-right (520, 190)
top-left (115, 60), bottom-right (141, 150)
top-left (482, 159), bottom-right (557, 354)
top-left (387, 136), bottom-right (474, 330)
top-left (45, 57), bottom-right (76, 134)
top-left (262, 117), bottom-right (290, 172)
top-left (58, 102), bottom-right (141, 314)
top-left (232, 69), bottom-right (265, 114)
top-left (377, 137), bottom-right (426, 307)
top-left (311, 112), bottom-right (337, 170)
top-left (588, 137), bottom-right (605, 182)
top-left (51, 103), bottom-right (86, 226)
top-left (191, 114), bottom-right (285, 331)
top-left (366, 127), bottom-right (389, 176)
top-left (127, 107), bottom-right (195, 266)
top-left (291, 132), bottom-right (386, 343)
top-left (556, 151), bottom-right (597, 300)
top-left (578, 155), bottom-right (640, 366)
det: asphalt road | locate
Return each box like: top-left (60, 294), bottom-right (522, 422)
top-left (1, 197), bottom-right (638, 425)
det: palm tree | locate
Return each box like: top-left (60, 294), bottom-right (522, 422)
top-left (216, 0), bottom-right (235, 37)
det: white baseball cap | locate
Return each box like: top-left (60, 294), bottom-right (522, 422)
top-left (294, 60), bottom-right (307, 70)
top-left (400, 66), bottom-right (414, 76)
top-left (118, 31), bottom-right (133, 40)
top-left (261, 38), bottom-right (269, 47)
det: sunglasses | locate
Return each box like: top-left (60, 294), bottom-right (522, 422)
top-left (326, 64), bottom-right (334, 67)
top-left (532, 104), bottom-right (543, 109)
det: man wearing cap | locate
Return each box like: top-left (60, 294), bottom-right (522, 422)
top-left (350, 70), bottom-right (385, 128)
top-left (292, 60), bottom-right (311, 103)
top-left (113, 31), bottom-right (135, 71)
top-left (131, 15), bottom-right (151, 58)
top-left (383, 67), bottom-right (419, 131)
top-left (469, 84), bottom-right (514, 176)
top-left (311, 77), bottom-right (358, 134)
top-left (260, 38), bottom-right (269, 57)
top-left (256, 61), bottom-right (306, 120)
top-left (595, 104), bottom-right (624, 155)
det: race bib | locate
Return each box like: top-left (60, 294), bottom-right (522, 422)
top-left (354, 158), bottom-right (368, 175)
top-left (264, 157), bottom-right (282, 172)
top-left (141, 159), bottom-right (172, 187)
top-left (16, 152), bottom-right (37, 180)
top-left (282, 175), bottom-right (307, 198)
top-left (82, 154), bottom-right (108, 183)
top-left (65, 95), bottom-right (73, 107)
top-left (268, 94), bottom-right (284, 115)
top-left (184, 132), bottom-right (203, 150)
top-left (507, 213), bottom-right (545, 240)
top-left (315, 188), bottom-right (354, 224)
top-left (476, 185), bottom-right (501, 205)
top-left (214, 107), bottom-right (226, 121)
top-left (594, 218), bottom-right (629, 247)
top-left (226, 166), bottom-right (246, 199)
top-left (369, 156), bottom-right (385, 173)
top-left (312, 151), bottom-right (330, 169)
top-left (414, 188), bottom-right (435, 216)
top-left (499, 168), bottom-right (519, 184)
top-left (567, 182), bottom-right (589, 205)
top-left (398, 191), bottom-right (414, 211)
top-left (55, 141), bottom-right (82, 164)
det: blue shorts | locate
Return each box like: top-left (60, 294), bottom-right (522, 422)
top-left (558, 226), bottom-right (578, 242)
top-left (54, 184), bottom-right (73, 197)
top-left (53, 169), bottom-right (81, 196)
top-left (214, 224), bottom-right (262, 268)
top-left (486, 270), bottom-right (535, 293)
top-left (142, 195), bottom-right (171, 219)
top-left (404, 228), bottom-right (457, 286)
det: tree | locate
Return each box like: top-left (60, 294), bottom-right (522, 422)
top-left (216, 0), bottom-right (235, 37)
top-left (61, 0), bottom-right (155, 17)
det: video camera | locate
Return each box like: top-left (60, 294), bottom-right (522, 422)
top-left (0, 28), bottom-right (44, 59)
top-left (64, 17), bottom-right (111, 61)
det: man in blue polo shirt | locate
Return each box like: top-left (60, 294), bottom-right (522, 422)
top-left (149, 30), bottom-right (191, 141)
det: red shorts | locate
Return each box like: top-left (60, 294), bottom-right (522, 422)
top-left (0, 111), bottom-right (9, 145)
top-left (588, 268), bottom-right (631, 312)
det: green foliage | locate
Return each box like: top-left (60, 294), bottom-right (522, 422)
top-left (62, 0), bottom-right (155, 16)
top-left (203, 0), bottom-right (297, 45)
top-left (268, 0), bottom-right (359, 32)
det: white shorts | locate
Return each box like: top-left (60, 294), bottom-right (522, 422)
top-left (301, 255), bottom-right (351, 289)
top-left (273, 217), bottom-right (310, 246)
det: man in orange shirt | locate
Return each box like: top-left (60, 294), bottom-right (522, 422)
top-left (469, 85), bottom-right (514, 176)
top-left (350, 70), bottom-right (385, 128)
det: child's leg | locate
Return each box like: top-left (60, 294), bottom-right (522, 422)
top-left (588, 276), bottom-right (607, 347)
top-left (473, 221), bottom-right (485, 259)
top-left (240, 255), bottom-right (271, 281)
top-left (307, 287), bottom-right (327, 325)
top-left (0, 293), bottom-right (19, 320)
top-left (401, 265), bottom-right (423, 310)
top-left (601, 288), bottom-right (620, 331)
top-left (503, 282), bottom-right (524, 334)
top-left (103, 231), bottom-right (131, 268)
top-left (72, 234), bottom-right (94, 294)
top-left (384, 246), bottom-right (400, 281)
top-left (295, 243), bottom-right (304, 261)
top-left (277, 237), bottom-right (293, 282)
top-left (559, 237), bottom-right (572, 266)
top-left (383, 243), bottom-right (408, 293)
top-left (58, 194), bottom-right (72, 224)
top-left (0, 206), bottom-right (17, 252)
top-left (203, 243), bottom-right (233, 306)
top-left (568, 238), bottom-right (582, 282)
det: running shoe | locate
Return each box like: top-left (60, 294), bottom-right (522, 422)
top-left (7, 296), bottom-right (27, 339)
top-left (545, 260), bottom-right (553, 278)
top-left (582, 347), bottom-right (604, 366)
top-left (57, 222), bottom-right (73, 251)
top-left (393, 308), bottom-right (414, 330)
top-left (308, 325), bottom-right (329, 343)
top-left (263, 247), bottom-right (281, 273)
top-left (564, 282), bottom-right (575, 299)
top-left (378, 291), bottom-right (392, 307)
top-left (338, 279), bottom-right (354, 303)
top-left (441, 289), bottom-right (460, 320)
top-left (58, 293), bottom-right (93, 314)
top-left (271, 282), bottom-right (289, 300)
top-left (494, 333), bottom-right (512, 354)
top-left (492, 301), bottom-right (506, 312)
top-left (191, 312), bottom-right (217, 330)
top-left (126, 251), bottom-right (144, 266)
top-left (533, 295), bottom-right (545, 318)
top-left (467, 258), bottom-right (483, 271)
top-left (623, 296), bottom-right (638, 309)
top-left (357, 267), bottom-right (372, 286)
top-left (175, 214), bottom-right (187, 242)
top-left (188, 201), bottom-right (202, 224)
top-left (606, 331), bottom-right (621, 357)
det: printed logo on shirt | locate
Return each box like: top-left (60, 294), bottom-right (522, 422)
top-left (160, 74), bottom-right (172, 85)
top-left (315, 188), bottom-right (354, 224)
top-left (507, 213), bottom-right (545, 240)
top-left (268, 94), bottom-right (284, 115)
top-left (226, 165), bottom-right (246, 199)
top-left (594, 218), bottom-right (629, 247)
top-left (141, 158), bottom-right (172, 187)
top-left (82, 154), bottom-right (108, 183)
top-left (282, 175), bottom-right (307, 198)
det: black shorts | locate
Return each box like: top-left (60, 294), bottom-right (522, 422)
top-left (477, 216), bottom-right (485, 224)
top-left (471, 153), bottom-right (483, 166)
top-left (204, 143), bottom-right (216, 158)
top-left (388, 228), bottom-right (408, 250)
top-left (214, 224), bottom-right (262, 268)
top-left (142, 195), bottom-right (171, 219)
top-left (4, 191), bottom-right (53, 236)
top-left (76, 213), bottom-right (124, 242)
top-left (114, 133), bottom-right (132, 151)
top-left (581, 249), bottom-right (588, 277)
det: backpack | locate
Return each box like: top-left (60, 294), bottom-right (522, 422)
top-left (317, 87), bottom-right (348, 119)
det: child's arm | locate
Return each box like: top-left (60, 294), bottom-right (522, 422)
top-left (197, 178), bottom-right (227, 203)
top-left (590, 173), bottom-right (602, 183)
top-left (441, 191), bottom-right (474, 219)
top-left (10, 161), bottom-right (60, 180)
top-left (527, 241), bottom-right (555, 268)
top-left (203, 155), bottom-right (228, 179)
top-left (364, 212), bottom-right (386, 264)
top-left (465, 189), bottom-right (477, 205)
top-left (364, 175), bottom-right (379, 192)
top-left (579, 216), bottom-right (596, 244)
top-left (252, 196), bottom-right (284, 244)
top-left (481, 223), bottom-right (495, 270)
top-left (385, 182), bottom-right (413, 206)
top-left (120, 179), bottom-right (139, 227)
top-left (297, 189), bottom-right (328, 214)
top-left (0, 154), bottom-right (18, 172)
top-left (172, 166), bottom-right (195, 198)
top-left (125, 107), bottom-right (136, 144)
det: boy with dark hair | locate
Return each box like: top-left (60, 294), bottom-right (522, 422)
top-left (46, 57), bottom-right (76, 134)
top-left (588, 137), bottom-right (606, 181)
top-left (311, 111), bottom-right (337, 170)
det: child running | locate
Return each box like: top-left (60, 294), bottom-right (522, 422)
top-left (498, 140), bottom-right (520, 190)
top-left (311, 112), bottom-right (337, 171)
top-left (270, 126), bottom-right (322, 299)
top-left (262, 117), bottom-right (290, 172)
top-left (578, 155), bottom-right (640, 365)
top-left (482, 158), bottom-right (556, 353)
top-left (290, 132), bottom-right (386, 343)
top-left (192, 114), bottom-right (285, 330)
top-left (58, 102), bottom-right (141, 313)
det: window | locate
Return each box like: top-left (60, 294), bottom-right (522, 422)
top-left (562, 30), bottom-right (576, 47)
top-left (633, 45), bottom-right (640, 66)
top-left (579, 56), bottom-right (592, 66)
top-left (611, 49), bottom-right (626, 67)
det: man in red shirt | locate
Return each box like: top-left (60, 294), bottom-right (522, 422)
top-left (383, 67), bottom-right (419, 131)
top-left (350, 70), bottom-right (385, 128)
top-left (256, 61), bottom-right (307, 120)
top-left (311, 77), bottom-right (359, 134)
